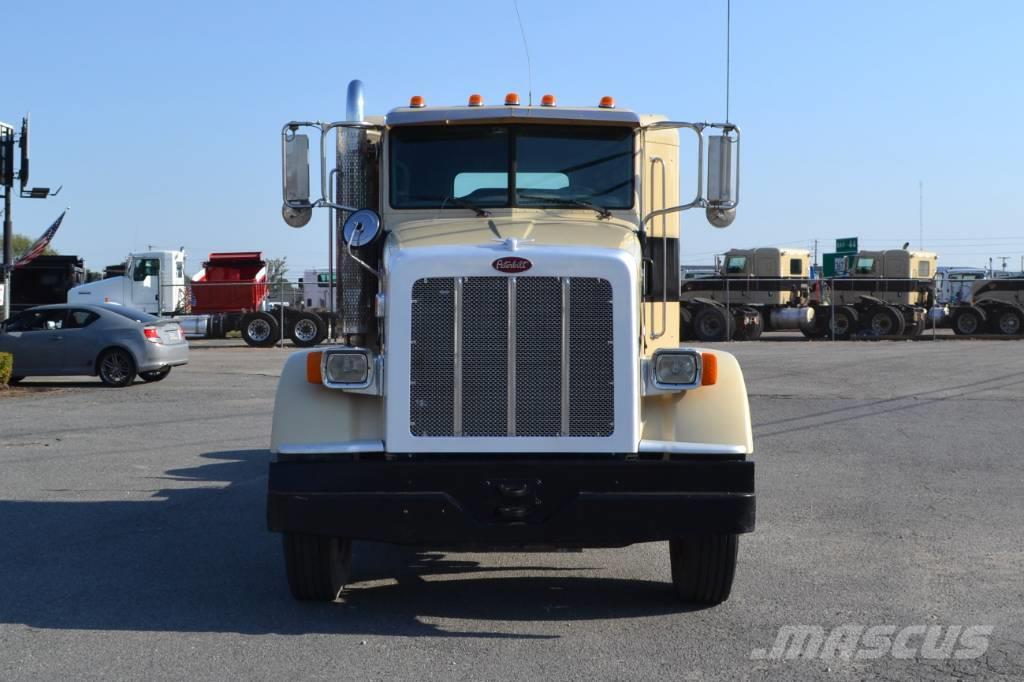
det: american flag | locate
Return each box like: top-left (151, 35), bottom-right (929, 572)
top-left (14, 210), bottom-right (67, 268)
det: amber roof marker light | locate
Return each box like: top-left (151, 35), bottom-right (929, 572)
top-left (504, 92), bottom-right (521, 106)
top-left (409, 95), bottom-right (426, 108)
top-left (468, 94), bottom-right (484, 107)
top-left (540, 94), bottom-right (556, 107)
top-left (598, 96), bottom-right (616, 109)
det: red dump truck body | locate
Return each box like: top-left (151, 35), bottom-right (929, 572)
top-left (190, 252), bottom-right (268, 314)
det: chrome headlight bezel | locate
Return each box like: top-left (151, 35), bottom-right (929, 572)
top-left (648, 349), bottom-right (702, 391)
top-left (322, 348), bottom-right (374, 390)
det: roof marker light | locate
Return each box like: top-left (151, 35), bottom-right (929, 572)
top-left (468, 93), bottom-right (484, 107)
top-left (540, 94), bottom-right (557, 107)
top-left (504, 92), bottom-right (520, 106)
top-left (409, 95), bottom-right (425, 108)
top-left (599, 96), bottom-right (616, 109)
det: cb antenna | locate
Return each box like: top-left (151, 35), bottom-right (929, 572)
top-left (512, 0), bottom-right (533, 106)
top-left (725, 0), bottom-right (732, 122)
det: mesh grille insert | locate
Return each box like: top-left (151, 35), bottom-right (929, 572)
top-left (409, 275), bottom-right (614, 438)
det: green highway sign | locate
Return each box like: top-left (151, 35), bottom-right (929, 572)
top-left (836, 237), bottom-right (858, 253)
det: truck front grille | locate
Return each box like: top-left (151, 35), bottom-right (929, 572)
top-left (410, 276), bottom-right (614, 438)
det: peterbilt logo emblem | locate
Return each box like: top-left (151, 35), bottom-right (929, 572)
top-left (492, 257), bottom-right (532, 273)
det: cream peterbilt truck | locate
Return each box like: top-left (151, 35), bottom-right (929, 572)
top-left (268, 82), bottom-right (754, 605)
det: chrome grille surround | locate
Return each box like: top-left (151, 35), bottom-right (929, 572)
top-left (408, 275), bottom-right (614, 438)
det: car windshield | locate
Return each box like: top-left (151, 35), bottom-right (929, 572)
top-left (389, 124), bottom-right (634, 211)
top-left (103, 305), bottom-right (159, 323)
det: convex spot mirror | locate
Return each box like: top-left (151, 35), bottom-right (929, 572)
top-left (342, 209), bottom-right (382, 247)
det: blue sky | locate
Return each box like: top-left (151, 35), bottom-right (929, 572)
top-left (5, 0), bottom-right (1023, 275)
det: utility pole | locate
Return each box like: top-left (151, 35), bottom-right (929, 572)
top-left (0, 115), bottom-right (60, 321)
top-left (918, 180), bottom-right (923, 250)
top-left (1, 121), bottom-right (15, 321)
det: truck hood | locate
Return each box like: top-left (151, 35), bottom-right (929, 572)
top-left (386, 216), bottom-right (641, 261)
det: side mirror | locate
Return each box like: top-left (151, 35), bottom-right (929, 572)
top-left (706, 134), bottom-right (738, 228)
top-left (282, 131), bottom-right (312, 228)
top-left (342, 209), bottom-right (382, 247)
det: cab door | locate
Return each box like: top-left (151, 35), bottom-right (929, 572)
top-left (130, 257), bottom-right (161, 312)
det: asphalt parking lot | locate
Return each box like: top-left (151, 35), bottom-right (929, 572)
top-left (1, 337), bottom-right (1022, 680)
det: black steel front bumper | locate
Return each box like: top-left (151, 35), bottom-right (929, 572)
top-left (267, 454), bottom-right (755, 548)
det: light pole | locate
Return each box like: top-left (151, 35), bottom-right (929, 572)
top-left (1, 116), bottom-right (60, 321)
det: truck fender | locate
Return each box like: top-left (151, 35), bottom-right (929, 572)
top-left (270, 349), bottom-right (383, 455)
top-left (641, 349), bottom-right (753, 455)
top-left (689, 297), bottom-right (726, 309)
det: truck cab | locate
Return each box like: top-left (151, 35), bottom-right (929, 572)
top-left (267, 83), bottom-right (753, 605)
top-left (68, 250), bottom-right (187, 315)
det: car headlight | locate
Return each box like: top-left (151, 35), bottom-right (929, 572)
top-left (323, 349), bottom-right (371, 387)
top-left (651, 349), bottom-right (701, 388)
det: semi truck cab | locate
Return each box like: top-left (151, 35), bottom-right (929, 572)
top-left (268, 82), bottom-right (754, 605)
top-left (68, 249), bottom-right (187, 315)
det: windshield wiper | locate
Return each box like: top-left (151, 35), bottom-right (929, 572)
top-left (517, 193), bottom-right (612, 219)
top-left (443, 196), bottom-right (492, 217)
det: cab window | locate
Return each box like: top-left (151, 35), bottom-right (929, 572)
top-left (918, 261), bottom-right (931, 277)
top-left (855, 257), bottom-right (875, 275)
top-left (726, 256), bottom-right (747, 274)
top-left (789, 258), bottom-right (803, 275)
top-left (133, 258), bottom-right (160, 282)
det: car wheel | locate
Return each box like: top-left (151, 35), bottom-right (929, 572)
top-left (98, 349), bottom-right (137, 387)
top-left (282, 533), bottom-right (352, 601)
top-left (289, 313), bottom-right (326, 348)
top-left (139, 367), bottom-right (172, 382)
top-left (693, 307), bottom-right (733, 342)
top-left (952, 309), bottom-right (982, 335)
top-left (669, 534), bottom-right (738, 605)
top-left (241, 312), bottom-right (280, 347)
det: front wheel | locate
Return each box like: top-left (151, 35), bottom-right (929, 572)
top-left (693, 307), bottom-right (733, 342)
top-left (952, 309), bottom-right (982, 335)
top-left (282, 533), bottom-right (352, 601)
top-left (669, 534), bottom-right (738, 605)
top-left (98, 349), bottom-right (137, 387)
top-left (139, 367), bottom-right (172, 382)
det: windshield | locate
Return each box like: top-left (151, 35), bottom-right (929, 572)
top-left (389, 124), bottom-right (634, 211)
top-left (726, 256), bottom-right (747, 274)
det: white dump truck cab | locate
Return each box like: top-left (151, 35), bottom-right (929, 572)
top-left (268, 82), bottom-right (754, 605)
top-left (68, 249), bottom-right (187, 315)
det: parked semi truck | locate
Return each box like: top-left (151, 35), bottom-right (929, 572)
top-left (679, 247), bottom-right (814, 341)
top-left (10, 255), bottom-right (86, 313)
top-left (68, 250), bottom-right (332, 347)
top-left (947, 277), bottom-right (1024, 335)
top-left (267, 82), bottom-right (754, 605)
top-left (801, 249), bottom-right (938, 339)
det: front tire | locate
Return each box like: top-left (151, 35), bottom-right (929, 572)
top-left (669, 534), bottom-right (738, 605)
top-left (952, 309), bottom-right (982, 336)
top-left (282, 533), bottom-right (352, 601)
top-left (693, 307), bottom-right (733, 342)
top-left (98, 349), bottom-right (137, 387)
